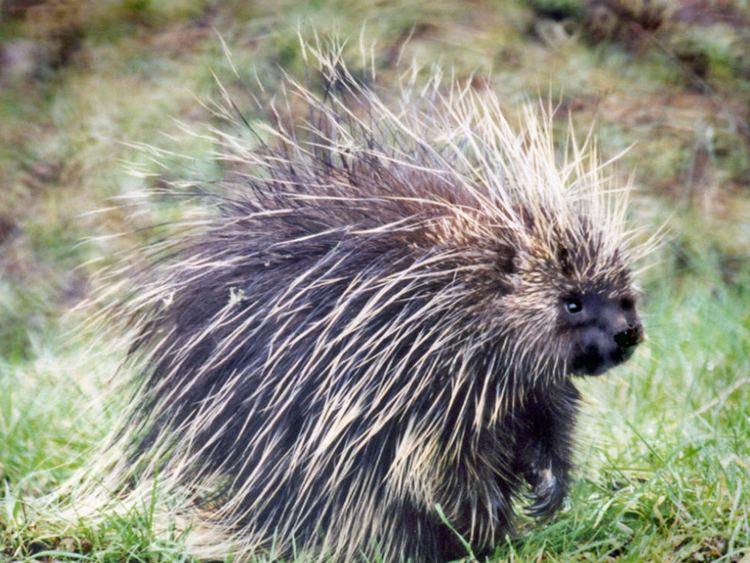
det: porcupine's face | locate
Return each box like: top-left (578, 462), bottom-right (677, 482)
top-left (549, 242), bottom-right (644, 377)
top-left (500, 225), bottom-right (645, 378)
top-left (558, 286), bottom-right (643, 376)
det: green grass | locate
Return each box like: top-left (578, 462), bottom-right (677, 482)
top-left (1, 0), bottom-right (749, 560)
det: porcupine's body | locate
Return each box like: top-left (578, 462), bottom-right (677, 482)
top-left (77, 52), bottom-right (649, 562)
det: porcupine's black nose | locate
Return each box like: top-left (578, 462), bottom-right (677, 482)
top-left (611, 322), bottom-right (644, 363)
top-left (614, 323), bottom-right (643, 348)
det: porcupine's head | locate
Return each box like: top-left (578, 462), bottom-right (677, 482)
top-left (446, 102), bottom-right (649, 385)
top-left (500, 212), bottom-right (645, 378)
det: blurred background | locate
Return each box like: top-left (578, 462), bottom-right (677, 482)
top-left (0, 0), bottom-right (749, 560)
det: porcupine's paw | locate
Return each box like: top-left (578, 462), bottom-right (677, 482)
top-left (526, 465), bottom-right (566, 518)
top-left (522, 443), bottom-right (567, 518)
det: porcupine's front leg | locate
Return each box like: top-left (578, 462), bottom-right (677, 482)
top-left (518, 378), bottom-right (581, 518)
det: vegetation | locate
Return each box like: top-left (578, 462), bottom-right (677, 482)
top-left (1, 0), bottom-right (748, 560)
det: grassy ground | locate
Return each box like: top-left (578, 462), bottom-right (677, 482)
top-left (1, 0), bottom-right (749, 560)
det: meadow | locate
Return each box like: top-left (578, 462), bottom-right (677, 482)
top-left (1, 0), bottom-right (749, 560)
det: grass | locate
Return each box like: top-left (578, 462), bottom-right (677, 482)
top-left (1, 0), bottom-right (749, 560)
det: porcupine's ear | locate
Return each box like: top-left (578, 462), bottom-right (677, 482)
top-left (556, 246), bottom-right (574, 277)
top-left (606, 248), bottom-right (633, 288)
top-left (490, 236), bottom-right (522, 296)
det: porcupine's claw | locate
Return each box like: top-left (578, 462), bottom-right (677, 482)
top-left (522, 441), bottom-right (567, 518)
top-left (525, 465), bottom-right (566, 518)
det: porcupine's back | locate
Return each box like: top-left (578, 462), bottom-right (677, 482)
top-left (54, 47), bottom-right (646, 562)
top-left (126, 110), bottom-right (515, 561)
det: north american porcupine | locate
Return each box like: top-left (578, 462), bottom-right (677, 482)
top-left (59, 47), bottom-right (653, 562)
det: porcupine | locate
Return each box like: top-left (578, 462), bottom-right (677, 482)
top-left (66, 49), bottom-right (650, 562)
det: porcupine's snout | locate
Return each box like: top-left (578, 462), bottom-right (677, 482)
top-left (568, 294), bottom-right (644, 376)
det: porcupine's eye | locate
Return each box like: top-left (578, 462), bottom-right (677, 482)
top-left (620, 296), bottom-right (635, 311)
top-left (563, 297), bottom-right (583, 314)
